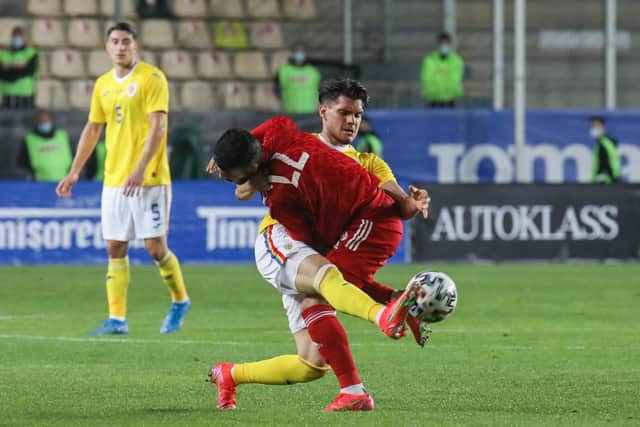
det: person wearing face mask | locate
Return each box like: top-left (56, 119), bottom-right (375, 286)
top-left (589, 116), bottom-right (621, 184)
top-left (420, 32), bottom-right (464, 108)
top-left (17, 109), bottom-right (72, 181)
top-left (0, 26), bottom-right (39, 109)
top-left (275, 43), bottom-right (321, 113)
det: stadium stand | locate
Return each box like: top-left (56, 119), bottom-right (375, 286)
top-left (167, 80), bottom-right (181, 111)
top-left (30, 18), bottom-right (65, 48)
top-left (196, 51), bottom-right (233, 79)
top-left (172, 0), bottom-right (208, 18)
top-left (176, 20), bottom-right (211, 49)
top-left (250, 22), bottom-right (284, 49)
top-left (282, 0), bottom-right (317, 20)
top-left (213, 20), bottom-right (248, 49)
top-left (246, 0), bottom-right (281, 19)
top-left (222, 81), bottom-right (251, 109)
top-left (209, 0), bottom-right (245, 18)
top-left (161, 50), bottom-right (196, 80)
top-left (253, 81), bottom-right (281, 112)
top-left (67, 19), bottom-right (102, 48)
top-left (27, 0), bottom-right (64, 17)
top-left (137, 50), bottom-right (157, 66)
top-left (233, 51), bottom-right (269, 80)
top-left (68, 79), bottom-right (94, 109)
top-left (63, 0), bottom-right (98, 16)
top-left (35, 79), bottom-right (68, 109)
top-left (49, 48), bottom-right (85, 79)
top-left (268, 49), bottom-right (291, 75)
top-left (87, 49), bottom-right (112, 77)
top-left (181, 80), bottom-right (218, 111)
top-left (99, 0), bottom-right (136, 18)
top-left (140, 19), bottom-right (175, 49)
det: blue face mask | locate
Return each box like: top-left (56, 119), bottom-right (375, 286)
top-left (439, 44), bottom-right (451, 55)
top-left (589, 127), bottom-right (602, 139)
top-left (37, 122), bottom-right (53, 134)
top-left (11, 36), bottom-right (24, 49)
top-left (292, 51), bottom-right (306, 64)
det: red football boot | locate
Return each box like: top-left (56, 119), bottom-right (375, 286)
top-left (324, 392), bottom-right (375, 412)
top-left (377, 281), bottom-right (421, 339)
top-left (209, 363), bottom-right (237, 410)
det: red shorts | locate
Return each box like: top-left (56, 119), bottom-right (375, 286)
top-left (326, 208), bottom-right (403, 301)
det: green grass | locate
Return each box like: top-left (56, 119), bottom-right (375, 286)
top-left (1, 263), bottom-right (639, 426)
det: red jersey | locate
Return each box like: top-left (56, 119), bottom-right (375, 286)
top-left (251, 116), bottom-right (395, 246)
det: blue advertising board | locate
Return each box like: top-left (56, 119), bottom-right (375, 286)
top-left (0, 181), bottom-right (408, 265)
top-left (367, 109), bottom-right (640, 183)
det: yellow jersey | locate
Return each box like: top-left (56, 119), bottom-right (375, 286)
top-left (89, 61), bottom-right (171, 187)
top-left (257, 134), bottom-right (396, 233)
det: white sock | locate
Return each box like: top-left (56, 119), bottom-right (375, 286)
top-left (374, 307), bottom-right (384, 326)
top-left (340, 383), bottom-right (367, 395)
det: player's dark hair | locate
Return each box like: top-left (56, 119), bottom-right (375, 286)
top-left (438, 32), bottom-right (452, 42)
top-left (213, 129), bottom-right (263, 171)
top-left (107, 22), bottom-right (137, 39)
top-left (318, 78), bottom-right (369, 107)
top-left (590, 115), bottom-right (605, 126)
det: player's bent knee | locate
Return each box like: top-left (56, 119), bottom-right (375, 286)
top-left (106, 240), bottom-right (128, 258)
top-left (300, 296), bottom-right (328, 311)
top-left (312, 264), bottom-right (338, 293)
top-left (298, 357), bottom-right (330, 381)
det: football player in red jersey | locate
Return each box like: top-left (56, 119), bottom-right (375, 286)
top-left (208, 102), bottom-right (429, 411)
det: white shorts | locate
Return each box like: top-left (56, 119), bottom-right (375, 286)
top-left (101, 185), bottom-right (171, 241)
top-left (254, 223), bottom-right (318, 333)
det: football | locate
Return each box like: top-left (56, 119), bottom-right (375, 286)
top-left (408, 271), bottom-right (458, 323)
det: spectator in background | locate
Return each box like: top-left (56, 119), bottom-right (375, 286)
top-left (17, 109), bottom-right (72, 181)
top-left (0, 26), bottom-right (39, 109)
top-left (85, 140), bottom-right (106, 181)
top-left (275, 43), bottom-right (321, 113)
top-left (420, 32), bottom-right (464, 108)
top-left (356, 116), bottom-right (384, 158)
top-left (590, 116), bottom-right (621, 184)
top-left (136, 0), bottom-right (173, 18)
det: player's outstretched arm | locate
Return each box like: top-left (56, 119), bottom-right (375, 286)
top-left (381, 181), bottom-right (431, 220)
top-left (56, 121), bottom-right (103, 198)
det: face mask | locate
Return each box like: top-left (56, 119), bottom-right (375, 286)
top-left (11, 36), bottom-right (24, 49)
top-left (292, 51), bottom-right (306, 64)
top-left (37, 122), bottom-right (53, 134)
top-left (439, 44), bottom-right (451, 55)
top-left (589, 127), bottom-right (602, 139)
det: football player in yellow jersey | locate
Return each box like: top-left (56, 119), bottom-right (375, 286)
top-left (208, 79), bottom-right (431, 411)
top-left (56, 22), bottom-right (190, 335)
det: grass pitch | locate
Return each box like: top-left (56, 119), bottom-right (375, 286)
top-left (0, 263), bottom-right (639, 426)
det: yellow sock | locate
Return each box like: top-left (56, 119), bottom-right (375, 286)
top-left (156, 251), bottom-right (188, 302)
top-left (232, 355), bottom-right (329, 385)
top-left (317, 266), bottom-right (384, 323)
top-left (107, 257), bottom-right (130, 319)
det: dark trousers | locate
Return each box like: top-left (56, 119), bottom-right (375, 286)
top-left (1, 95), bottom-right (35, 109)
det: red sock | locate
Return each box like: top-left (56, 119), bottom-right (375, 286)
top-left (363, 280), bottom-right (395, 304)
top-left (301, 304), bottom-right (361, 388)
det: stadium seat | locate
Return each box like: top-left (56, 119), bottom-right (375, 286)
top-left (233, 51), bottom-right (269, 80)
top-left (253, 81), bottom-right (281, 112)
top-left (0, 18), bottom-right (26, 48)
top-left (222, 81), bottom-right (251, 109)
top-left (31, 18), bottom-right (65, 48)
top-left (282, 0), bottom-right (317, 20)
top-left (87, 49), bottom-right (112, 77)
top-left (176, 20), bottom-right (211, 49)
top-left (213, 20), bottom-right (248, 49)
top-left (141, 20), bottom-right (175, 49)
top-left (68, 79), bottom-right (95, 109)
top-left (67, 19), bottom-right (102, 48)
top-left (50, 49), bottom-right (85, 79)
top-left (173, 0), bottom-right (207, 17)
top-left (160, 50), bottom-right (196, 80)
top-left (35, 79), bottom-right (68, 109)
top-left (137, 50), bottom-right (157, 66)
top-left (246, 0), bottom-right (280, 18)
top-left (209, 0), bottom-right (245, 18)
top-left (99, 0), bottom-right (136, 18)
top-left (38, 50), bottom-right (50, 78)
top-left (181, 80), bottom-right (219, 111)
top-left (250, 22), bottom-right (283, 49)
top-left (196, 51), bottom-right (232, 79)
top-left (269, 49), bottom-right (291, 75)
top-left (63, 0), bottom-right (99, 16)
top-left (27, 0), bottom-right (63, 16)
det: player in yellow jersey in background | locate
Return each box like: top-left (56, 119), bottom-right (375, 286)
top-left (56, 22), bottom-right (190, 335)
